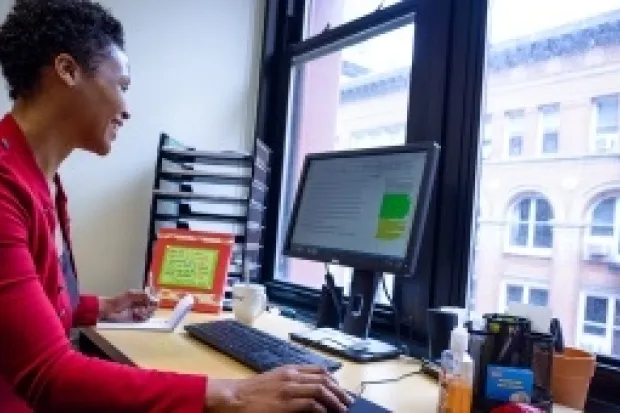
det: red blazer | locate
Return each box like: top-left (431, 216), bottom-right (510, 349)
top-left (0, 114), bottom-right (207, 412)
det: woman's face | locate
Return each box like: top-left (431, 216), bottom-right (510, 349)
top-left (67, 44), bottom-right (131, 156)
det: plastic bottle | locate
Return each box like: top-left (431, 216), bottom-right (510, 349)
top-left (437, 316), bottom-right (474, 413)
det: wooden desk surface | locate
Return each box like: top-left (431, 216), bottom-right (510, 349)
top-left (83, 310), bottom-right (580, 413)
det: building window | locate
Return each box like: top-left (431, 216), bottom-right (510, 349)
top-left (584, 196), bottom-right (620, 261)
top-left (481, 114), bottom-right (492, 159)
top-left (538, 103), bottom-right (559, 155)
top-left (591, 197), bottom-right (616, 237)
top-left (507, 196), bottom-right (554, 251)
top-left (577, 293), bottom-right (620, 357)
top-left (506, 110), bottom-right (524, 157)
top-left (501, 280), bottom-right (549, 311)
top-left (469, 0), bottom-right (620, 363)
top-left (591, 94), bottom-right (619, 153)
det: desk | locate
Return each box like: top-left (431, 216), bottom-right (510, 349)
top-left (80, 310), bottom-right (580, 413)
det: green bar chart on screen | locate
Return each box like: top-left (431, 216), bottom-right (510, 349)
top-left (376, 193), bottom-right (412, 240)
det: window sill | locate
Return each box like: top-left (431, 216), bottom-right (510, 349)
top-left (503, 248), bottom-right (553, 259)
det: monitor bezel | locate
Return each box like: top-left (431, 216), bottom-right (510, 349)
top-left (282, 142), bottom-right (440, 275)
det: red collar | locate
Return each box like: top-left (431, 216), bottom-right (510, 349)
top-left (0, 113), bottom-right (67, 210)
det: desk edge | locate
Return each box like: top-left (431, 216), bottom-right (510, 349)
top-left (79, 328), bottom-right (136, 366)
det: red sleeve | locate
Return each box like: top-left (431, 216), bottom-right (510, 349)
top-left (0, 178), bottom-right (207, 412)
top-left (73, 294), bottom-right (100, 327)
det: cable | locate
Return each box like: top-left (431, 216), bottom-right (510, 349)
top-left (380, 274), bottom-right (408, 355)
top-left (359, 365), bottom-right (425, 395)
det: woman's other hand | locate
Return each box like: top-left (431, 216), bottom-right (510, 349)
top-left (205, 364), bottom-right (354, 413)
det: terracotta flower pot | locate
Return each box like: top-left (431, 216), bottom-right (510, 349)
top-left (551, 347), bottom-right (596, 410)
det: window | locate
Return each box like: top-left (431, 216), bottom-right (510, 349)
top-left (470, 0), bottom-right (620, 366)
top-left (505, 110), bottom-right (524, 157)
top-left (585, 196), bottom-right (620, 261)
top-left (578, 293), bottom-right (620, 357)
top-left (538, 103), bottom-right (559, 155)
top-left (481, 115), bottom-right (492, 159)
top-left (592, 94), bottom-right (619, 153)
top-left (258, 0), bottom-right (476, 354)
top-left (273, 17), bottom-right (415, 302)
top-left (590, 197), bottom-right (617, 237)
top-left (257, 0), bottom-right (432, 313)
top-left (500, 280), bottom-right (549, 311)
top-left (260, 0), bottom-right (620, 404)
top-left (507, 196), bottom-right (553, 251)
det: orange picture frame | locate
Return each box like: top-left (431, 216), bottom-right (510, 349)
top-left (148, 228), bottom-right (234, 313)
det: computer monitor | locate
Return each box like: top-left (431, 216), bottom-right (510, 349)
top-left (282, 143), bottom-right (439, 359)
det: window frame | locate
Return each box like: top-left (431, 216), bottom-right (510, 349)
top-left (585, 196), bottom-right (620, 263)
top-left (505, 195), bottom-right (554, 257)
top-left (254, 0), bottom-right (487, 354)
top-left (590, 94), bottom-right (620, 154)
top-left (499, 279), bottom-right (549, 312)
top-left (504, 109), bottom-right (525, 158)
top-left (253, 0), bottom-right (620, 407)
top-left (537, 103), bottom-right (560, 156)
top-left (576, 291), bottom-right (620, 357)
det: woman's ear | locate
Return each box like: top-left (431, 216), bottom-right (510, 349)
top-left (53, 53), bottom-right (83, 88)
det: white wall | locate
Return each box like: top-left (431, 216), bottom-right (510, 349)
top-left (0, 0), bottom-right (265, 295)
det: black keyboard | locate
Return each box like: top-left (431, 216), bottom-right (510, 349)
top-left (184, 320), bottom-right (342, 373)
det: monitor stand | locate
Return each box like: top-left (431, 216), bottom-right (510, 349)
top-left (289, 269), bottom-right (402, 362)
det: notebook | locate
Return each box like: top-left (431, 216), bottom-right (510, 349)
top-left (96, 294), bottom-right (195, 332)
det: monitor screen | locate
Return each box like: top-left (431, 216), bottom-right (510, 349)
top-left (283, 143), bottom-right (439, 274)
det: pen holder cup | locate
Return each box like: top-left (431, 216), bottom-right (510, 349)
top-left (551, 347), bottom-right (595, 410)
top-left (467, 315), bottom-right (553, 413)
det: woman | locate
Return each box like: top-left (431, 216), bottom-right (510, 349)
top-left (0, 1), bottom-right (352, 412)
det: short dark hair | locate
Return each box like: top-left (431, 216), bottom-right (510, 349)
top-left (0, 0), bottom-right (124, 100)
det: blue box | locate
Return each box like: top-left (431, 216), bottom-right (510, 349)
top-left (486, 365), bottom-right (534, 403)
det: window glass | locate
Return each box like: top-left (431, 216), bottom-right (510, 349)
top-left (593, 94), bottom-right (619, 153)
top-left (506, 284), bottom-right (524, 305)
top-left (539, 104), bottom-right (560, 155)
top-left (303, 0), bottom-right (403, 40)
top-left (595, 95), bottom-right (618, 134)
top-left (275, 6), bottom-right (415, 305)
top-left (506, 110), bottom-right (524, 157)
top-left (585, 296), bottom-right (608, 324)
top-left (529, 288), bottom-right (549, 307)
top-left (591, 198), bottom-right (616, 237)
top-left (470, 0), bottom-right (620, 359)
top-left (508, 197), bottom-right (553, 250)
top-left (501, 282), bottom-right (549, 310)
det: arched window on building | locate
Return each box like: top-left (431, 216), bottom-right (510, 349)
top-left (507, 195), bottom-right (554, 252)
top-left (590, 197), bottom-right (617, 237)
top-left (585, 196), bottom-right (620, 260)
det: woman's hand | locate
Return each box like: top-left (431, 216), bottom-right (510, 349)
top-left (205, 365), bottom-right (354, 413)
top-left (98, 290), bottom-right (158, 322)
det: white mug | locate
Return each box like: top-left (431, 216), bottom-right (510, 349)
top-left (232, 283), bottom-right (267, 325)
